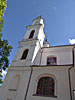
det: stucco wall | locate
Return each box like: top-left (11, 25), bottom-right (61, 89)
top-left (0, 66), bottom-right (73, 100)
top-left (0, 66), bottom-right (31, 100)
top-left (34, 46), bottom-right (73, 65)
top-left (70, 67), bottom-right (75, 100)
top-left (11, 39), bottom-right (40, 66)
top-left (26, 66), bottom-right (71, 100)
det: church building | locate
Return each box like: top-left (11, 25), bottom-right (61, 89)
top-left (0, 16), bottom-right (75, 100)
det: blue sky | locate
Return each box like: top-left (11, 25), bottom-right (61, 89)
top-left (2, 0), bottom-right (75, 64)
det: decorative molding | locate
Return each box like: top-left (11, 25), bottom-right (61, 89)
top-left (8, 89), bottom-right (17, 91)
top-left (26, 24), bottom-right (42, 30)
top-left (8, 66), bottom-right (31, 71)
top-left (33, 94), bottom-right (57, 98)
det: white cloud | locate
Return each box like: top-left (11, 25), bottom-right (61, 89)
top-left (69, 39), bottom-right (75, 44)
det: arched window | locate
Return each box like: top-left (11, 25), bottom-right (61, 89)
top-left (29, 30), bottom-right (35, 39)
top-left (36, 77), bottom-right (54, 96)
top-left (47, 57), bottom-right (57, 65)
top-left (21, 49), bottom-right (29, 60)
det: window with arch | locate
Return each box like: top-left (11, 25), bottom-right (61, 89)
top-left (21, 49), bottom-right (29, 60)
top-left (29, 30), bottom-right (35, 39)
top-left (47, 56), bottom-right (57, 65)
top-left (36, 77), bottom-right (55, 96)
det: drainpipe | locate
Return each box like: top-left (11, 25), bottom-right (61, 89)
top-left (24, 66), bottom-right (33, 100)
top-left (68, 66), bottom-right (73, 100)
top-left (68, 46), bottom-right (74, 100)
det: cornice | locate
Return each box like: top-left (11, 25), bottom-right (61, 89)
top-left (26, 24), bottom-right (42, 30)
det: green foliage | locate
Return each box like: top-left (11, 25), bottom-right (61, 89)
top-left (0, 17), bottom-right (4, 32)
top-left (0, 73), bottom-right (3, 77)
top-left (0, 0), bottom-right (7, 17)
top-left (0, 0), bottom-right (7, 32)
top-left (0, 71), bottom-right (3, 83)
top-left (0, 34), bottom-right (12, 71)
top-left (0, 0), bottom-right (12, 84)
top-left (0, 78), bottom-right (3, 83)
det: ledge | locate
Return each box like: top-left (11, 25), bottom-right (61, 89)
top-left (31, 64), bottom-right (73, 67)
top-left (8, 89), bottom-right (17, 91)
top-left (33, 94), bottom-right (57, 98)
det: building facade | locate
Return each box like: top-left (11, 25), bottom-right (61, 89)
top-left (0, 16), bottom-right (75, 100)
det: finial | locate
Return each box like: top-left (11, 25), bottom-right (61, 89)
top-left (36, 16), bottom-right (42, 19)
top-left (45, 38), bottom-right (47, 42)
top-left (40, 15), bottom-right (42, 18)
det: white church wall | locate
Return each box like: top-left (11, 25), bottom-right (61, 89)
top-left (9, 75), bottom-right (20, 90)
top-left (31, 41), bottom-right (41, 64)
top-left (74, 47), bottom-right (75, 66)
top-left (14, 40), bottom-right (36, 61)
top-left (33, 46), bottom-right (73, 66)
top-left (73, 91), bottom-right (75, 100)
top-left (11, 39), bottom-right (40, 66)
top-left (0, 67), bottom-right (31, 100)
top-left (40, 46), bottom-right (73, 65)
top-left (33, 49), bottom-right (41, 65)
top-left (0, 70), bottom-right (15, 100)
top-left (15, 67), bottom-right (31, 100)
top-left (70, 68), bottom-right (75, 100)
top-left (24, 25), bottom-right (41, 40)
top-left (23, 25), bottom-right (45, 47)
top-left (38, 27), bottom-right (45, 47)
top-left (26, 66), bottom-right (71, 100)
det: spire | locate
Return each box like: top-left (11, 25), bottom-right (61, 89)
top-left (45, 38), bottom-right (47, 42)
top-left (33, 16), bottom-right (42, 21)
top-left (43, 38), bottom-right (50, 47)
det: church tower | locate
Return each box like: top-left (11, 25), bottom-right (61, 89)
top-left (11, 16), bottom-right (45, 66)
top-left (0, 17), bottom-right (45, 100)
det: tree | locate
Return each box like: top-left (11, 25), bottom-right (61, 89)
top-left (0, 0), bottom-right (12, 83)
top-left (0, 0), bottom-right (7, 32)
top-left (0, 34), bottom-right (12, 70)
top-left (0, 33), bottom-right (12, 83)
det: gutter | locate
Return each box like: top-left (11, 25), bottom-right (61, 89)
top-left (68, 46), bottom-right (74, 100)
top-left (24, 67), bottom-right (33, 100)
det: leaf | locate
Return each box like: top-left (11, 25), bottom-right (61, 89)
top-left (0, 73), bottom-right (3, 77)
top-left (0, 78), bottom-right (3, 83)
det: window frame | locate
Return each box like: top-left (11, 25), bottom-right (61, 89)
top-left (47, 56), bottom-right (57, 65)
top-left (29, 30), bottom-right (35, 39)
top-left (36, 76), bottom-right (55, 96)
top-left (21, 49), bottom-right (29, 60)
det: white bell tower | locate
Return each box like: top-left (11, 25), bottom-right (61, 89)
top-left (11, 16), bottom-right (45, 66)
